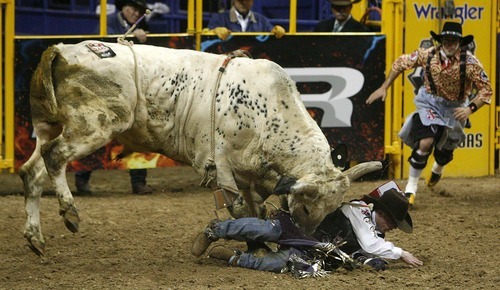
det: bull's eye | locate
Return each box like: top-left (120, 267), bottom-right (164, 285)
top-left (302, 205), bottom-right (309, 216)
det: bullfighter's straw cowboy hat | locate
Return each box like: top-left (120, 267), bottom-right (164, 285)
top-left (430, 21), bottom-right (474, 46)
top-left (363, 188), bottom-right (413, 233)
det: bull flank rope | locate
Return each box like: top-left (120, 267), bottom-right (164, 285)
top-left (200, 49), bottom-right (252, 187)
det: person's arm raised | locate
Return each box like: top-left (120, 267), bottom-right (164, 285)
top-left (366, 69), bottom-right (401, 105)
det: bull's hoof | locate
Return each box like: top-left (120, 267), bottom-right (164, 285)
top-left (27, 238), bottom-right (45, 256)
top-left (61, 206), bottom-right (80, 233)
top-left (227, 197), bottom-right (266, 219)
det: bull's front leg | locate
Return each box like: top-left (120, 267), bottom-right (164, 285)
top-left (212, 158), bottom-right (267, 219)
top-left (227, 188), bottom-right (267, 220)
top-left (19, 144), bottom-right (48, 255)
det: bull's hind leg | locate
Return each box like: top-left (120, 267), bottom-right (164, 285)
top-left (19, 140), bottom-right (49, 255)
top-left (39, 137), bottom-right (82, 234)
top-left (41, 131), bottom-right (115, 236)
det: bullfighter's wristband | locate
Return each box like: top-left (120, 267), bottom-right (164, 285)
top-left (468, 102), bottom-right (478, 113)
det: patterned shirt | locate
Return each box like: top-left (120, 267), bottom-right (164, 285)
top-left (392, 46), bottom-right (492, 103)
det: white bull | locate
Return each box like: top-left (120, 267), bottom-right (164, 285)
top-left (20, 40), bottom-right (381, 255)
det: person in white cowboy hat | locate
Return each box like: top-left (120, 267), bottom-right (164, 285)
top-left (366, 21), bottom-right (493, 205)
top-left (314, 0), bottom-right (368, 32)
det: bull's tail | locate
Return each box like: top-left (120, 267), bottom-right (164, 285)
top-left (30, 46), bottom-right (63, 141)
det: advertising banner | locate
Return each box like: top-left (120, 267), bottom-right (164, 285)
top-left (201, 34), bottom-right (387, 164)
top-left (403, 0), bottom-right (494, 177)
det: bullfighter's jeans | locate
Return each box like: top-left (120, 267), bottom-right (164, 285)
top-left (213, 218), bottom-right (306, 273)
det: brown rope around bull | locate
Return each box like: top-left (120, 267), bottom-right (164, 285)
top-left (200, 49), bottom-right (252, 187)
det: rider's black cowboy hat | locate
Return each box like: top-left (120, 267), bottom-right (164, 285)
top-left (364, 188), bottom-right (413, 233)
top-left (430, 21), bottom-right (474, 46)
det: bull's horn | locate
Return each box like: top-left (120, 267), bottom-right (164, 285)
top-left (290, 181), bottom-right (319, 196)
top-left (342, 161), bottom-right (383, 181)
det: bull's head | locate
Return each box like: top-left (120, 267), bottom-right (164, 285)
top-left (276, 161), bottom-right (382, 234)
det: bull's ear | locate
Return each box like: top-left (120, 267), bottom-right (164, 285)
top-left (274, 176), bottom-right (297, 195)
top-left (331, 143), bottom-right (348, 170)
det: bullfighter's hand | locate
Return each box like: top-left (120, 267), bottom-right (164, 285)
top-left (213, 27), bottom-right (231, 40)
top-left (400, 250), bottom-right (423, 267)
top-left (453, 107), bottom-right (472, 122)
top-left (271, 25), bottom-right (286, 39)
top-left (366, 87), bottom-right (387, 105)
top-left (133, 29), bottom-right (148, 43)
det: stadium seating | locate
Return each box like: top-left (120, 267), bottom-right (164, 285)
top-left (15, 0), bottom-right (335, 35)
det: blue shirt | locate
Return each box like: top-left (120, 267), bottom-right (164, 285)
top-left (207, 7), bottom-right (274, 32)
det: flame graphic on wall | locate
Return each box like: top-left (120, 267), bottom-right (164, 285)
top-left (14, 117), bottom-right (181, 171)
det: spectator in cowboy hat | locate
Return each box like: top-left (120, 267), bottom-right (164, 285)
top-left (95, 0), bottom-right (150, 43)
top-left (314, 0), bottom-right (369, 32)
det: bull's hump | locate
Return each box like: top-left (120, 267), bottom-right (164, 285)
top-left (60, 41), bottom-right (224, 69)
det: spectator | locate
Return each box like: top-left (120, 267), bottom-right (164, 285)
top-left (207, 0), bottom-right (285, 40)
top-left (191, 182), bottom-right (422, 275)
top-left (95, 0), bottom-right (149, 43)
top-left (95, 2), bottom-right (170, 24)
top-left (314, 0), bottom-right (368, 32)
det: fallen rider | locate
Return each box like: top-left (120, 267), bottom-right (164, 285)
top-left (191, 182), bottom-right (423, 277)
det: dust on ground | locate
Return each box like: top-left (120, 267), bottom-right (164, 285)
top-left (0, 166), bottom-right (498, 289)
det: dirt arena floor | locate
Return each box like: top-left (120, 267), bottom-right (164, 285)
top-left (0, 166), bottom-right (498, 289)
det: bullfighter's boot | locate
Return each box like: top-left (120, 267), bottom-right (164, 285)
top-left (405, 192), bottom-right (415, 207)
top-left (426, 162), bottom-right (444, 187)
top-left (426, 172), bottom-right (442, 187)
top-left (191, 219), bottom-right (220, 257)
top-left (208, 245), bottom-right (241, 266)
